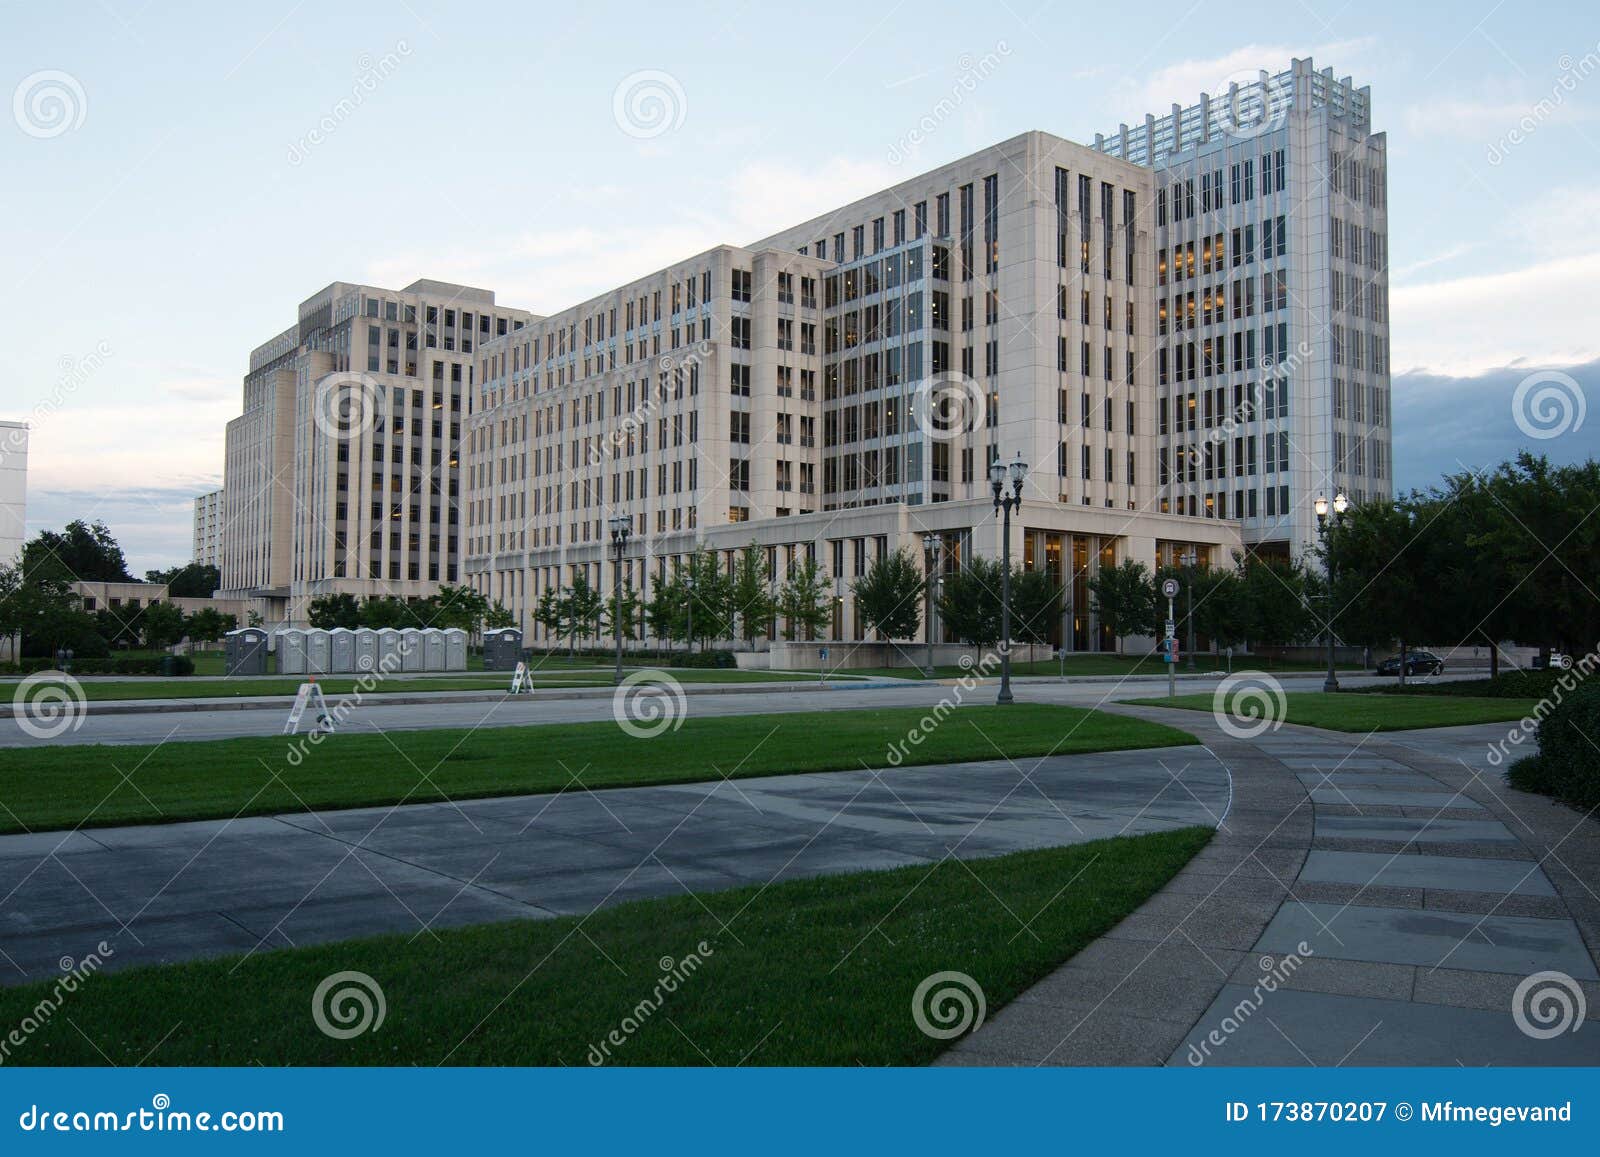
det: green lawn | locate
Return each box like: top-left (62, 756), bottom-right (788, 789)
top-left (1128, 690), bottom-right (1541, 732)
top-left (848, 654), bottom-right (1362, 679)
top-left (0, 828), bottom-right (1211, 1066)
top-left (0, 704), bottom-right (1195, 834)
top-left (1, 667), bottom-right (816, 701)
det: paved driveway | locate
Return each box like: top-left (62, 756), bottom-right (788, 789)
top-left (0, 744), bottom-right (1226, 985)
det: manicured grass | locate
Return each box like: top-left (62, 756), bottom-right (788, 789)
top-left (0, 828), bottom-right (1211, 1066)
top-left (1127, 690), bottom-right (1542, 732)
top-left (848, 654), bottom-right (1361, 679)
top-left (0, 704), bottom-right (1195, 834)
top-left (0, 667), bottom-right (815, 701)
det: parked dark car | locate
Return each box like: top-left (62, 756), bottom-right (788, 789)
top-left (1375, 650), bottom-right (1444, 676)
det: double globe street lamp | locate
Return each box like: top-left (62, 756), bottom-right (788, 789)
top-left (920, 532), bottom-right (944, 678)
top-left (1313, 490), bottom-right (1350, 693)
top-left (607, 514), bottom-right (632, 686)
top-left (989, 453), bottom-right (1028, 705)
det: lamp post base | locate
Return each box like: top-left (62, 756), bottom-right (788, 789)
top-left (1323, 675), bottom-right (1340, 693)
top-left (922, 666), bottom-right (936, 678)
top-left (996, 687), bottom-right (1014, 704)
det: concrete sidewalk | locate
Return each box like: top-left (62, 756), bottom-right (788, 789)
top-left (0, 744), bottom-right (1226, 986)
top-left (939, 709), bottom-right (1600, 1067)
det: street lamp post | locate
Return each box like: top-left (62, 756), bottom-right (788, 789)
top-left (1314, 491), bottom-right (1349, 693)
top-left (921, 532), bottom-right (942, 677)
top-left (608, 515), bottom-right (632, 686)
top-left (1182, 548), bottom-right (1198, 672)
top-left (684, 573), bottom-right (695, 658)
top-left (989, 453), bottom-right (1028, 705)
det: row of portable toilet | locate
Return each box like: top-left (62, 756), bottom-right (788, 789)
top-left (275, 627), bottom-right (468, 675)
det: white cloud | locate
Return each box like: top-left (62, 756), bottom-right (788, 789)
top-left (1121, 39), bottom-right (1376, 118)
top-left (364, 155), bottom-right (901, 317)
top-left (1391, 251), bottom-right (1600, 377)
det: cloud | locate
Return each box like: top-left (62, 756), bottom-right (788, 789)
top-left (363, 155), bottom-right (901, 316)
top-left (25, 485), bottom-right (216, 575)
top-left (1402, 87), bottom-right (1595, 139)
top-left (1389, 186), bottom-right (1600, 376)
top-left (1120, 39), bottom-right (1376, 118)
top-left (1392, 359), bottom-right (1599, 493)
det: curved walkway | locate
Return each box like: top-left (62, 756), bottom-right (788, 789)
top-left (939, 707), bottom-right (1600, 1066)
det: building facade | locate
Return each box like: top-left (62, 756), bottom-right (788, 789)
top-left (192, 488), bottom-right (223, 569)
top-left (464, 131), bottom-right (1242, 651)
top-left (218, 280), bottom-right (536, 623)
top-left (1094, 57), bottom-right (1390, 555)
top-left (0, 420), bottom-right (25, 566)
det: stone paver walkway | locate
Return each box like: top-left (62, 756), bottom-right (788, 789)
top-left (940, 708), bottom-right (1600, 1066)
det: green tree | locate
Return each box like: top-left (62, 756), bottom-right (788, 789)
top-left (729, 544), bottom-right (775, 645)
top-left (484, 601), bottom-right (516, 630)
top-left (23, 520), bottom-right (133, 584)
top-left (186, 607), bottom-right (232, 643)
top-left (145, 563), bottom-right (221, 598)
top-left (645, 572), bottom-right (687, 645)
top-left (1087, 559), bottom-right (1156, 651)
top-left (533, 587), bottom-right (564, 648)
top-left (937, 557), bottom-right (1005, 646)
top-left (683, 550), bottom-right (734, 647)
top-left (434, 584), bottom-right (490, 635)
top-left (777, 556), bottom-right (831, 641)
top-left (561, 574), bottom-right (605, 653)
top-left (1326, 499), bottom-right (1433, 680)
top-left (1010, 570), bottom-right (1065, 646)
top-left (140, 601), bottom-right (188, 649)
top-left (0, 564), bottom-right (100, 657)
top-left (359, 596), bottom-right (411, 629)
top-left (307, 592), bottom-right (361, 629)
top-left (605, 581), bottom-right (643, 642)
top-left (852, 547), bottom-right (924, 640)
top-left (1236, 555), bottom-right (1314, 647)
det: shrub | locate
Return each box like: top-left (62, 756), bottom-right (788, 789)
top-left (669, 649), bottom-right (737, 669)
top-left (1507, 679), bottom-right (1600, 812)
top-left (1374, 670), bottom-right (1567, 699)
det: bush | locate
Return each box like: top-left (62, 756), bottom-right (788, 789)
top-left (668, 649), bottom-right (737, 669)
top-left (0, 655), bottom-right (194, 676)
top-left (1374, 670), bottom-right (1567, 699)
top-left (1507, 679), bottom-right (1600, 812)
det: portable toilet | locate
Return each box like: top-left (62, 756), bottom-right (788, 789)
top-left (278, 628), bottom-right (308, 675)
top-left (329, 627), bottom-right (356, 673)
top-left (354, 628), bottom-right (379, 672)
top-left (305, 629), bottom-right (332, 675)
top-left (400, 627), bottom-right (424, 672)
top-left (224, 627), bottom-right (269, 676)
top-left (376, 627), bottom-right (403, 672)
top-left (483, 628), bottom-right (522, 670)
top-left (443, 628), bottom-right (468, 671)
top-left (422, 628), bottom-right (446, 671)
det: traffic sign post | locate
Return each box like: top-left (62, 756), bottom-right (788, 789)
top-left (1162, 580), bottom-right (1180, 699)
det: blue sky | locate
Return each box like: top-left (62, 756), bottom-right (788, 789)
top-left (3, 0), bottom-right (1597, 571)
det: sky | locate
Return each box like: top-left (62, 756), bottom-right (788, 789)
top-left (3, 0), bottom-right (1598, 572)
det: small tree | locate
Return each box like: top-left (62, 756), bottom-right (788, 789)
top-left (307, 592), bottom-right (361, 629)
top-left (1010, 570), bottom-right (1064, 646)
top-left (187, 606), bottom-right (229, 644)
top-left (683, 550), bottom-right (734, 647)
top-left (728, 544), bottom-right (775, 646)
top-left (777, 556), bottom-right (832, 641)
top-left (140, 601), bottom-right (188, 649)
top-left (852, 547), bottom-right (924, 640)
top-left (937, 557), bottom-right (1004, 646)
top-left (359, 596), bottom-right (411, 629)
top-left (605, 581), bottom-right (643, 642)
top-left (484, 601), bottom-right (516, 630)
top-left (645, 572), bottom-right (687, 646)
top-left (534, 587), bottom-right (564, 648)
top-left (1087, 559), bottom-right (1156, 652)
top-left (561, 574), bottom-right (605, 654)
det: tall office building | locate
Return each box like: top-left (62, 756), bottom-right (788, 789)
top-left (192, 488), bottom-right (223, 569)
top-left (1093, 57), bottom-right (1391, 555)
top-left (464, 132), bottom-right (1243, 650)
top-left (218, 280), bottom-right (535, 623)
top-left (0, 420), bottom-right (26, 567)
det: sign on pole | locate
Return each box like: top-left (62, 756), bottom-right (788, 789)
top-left (1161, 578), bottom-right (1179, 599)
